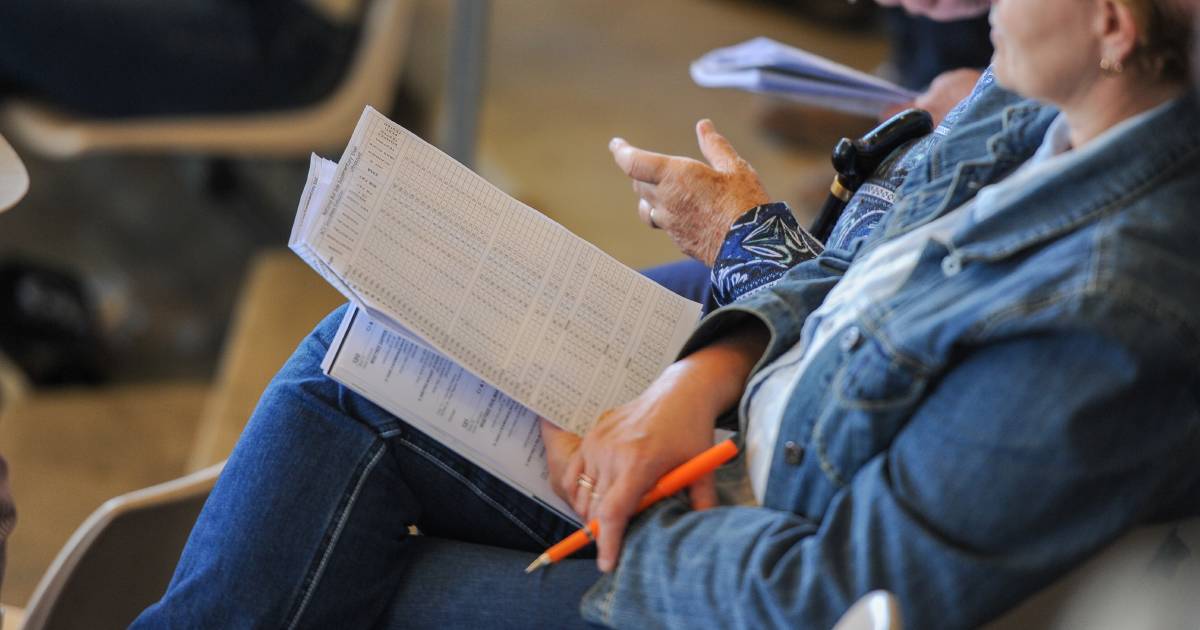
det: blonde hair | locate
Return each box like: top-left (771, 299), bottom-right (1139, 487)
top-left (1117, 0), bottom-right (1193, 82)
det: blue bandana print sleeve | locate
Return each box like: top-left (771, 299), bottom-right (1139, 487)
top-left (709, 203), bottom-right (824, 307)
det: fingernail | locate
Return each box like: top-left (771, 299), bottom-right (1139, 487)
top-left (609, 137), bottom-right (625, 151)
top-left (598, 558), bottom-right (613, 573)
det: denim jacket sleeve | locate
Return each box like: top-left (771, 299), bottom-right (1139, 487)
top-left (683, 243), bottom-right (854, 377)
top-left (580, 311), bottom-right (1200, 628)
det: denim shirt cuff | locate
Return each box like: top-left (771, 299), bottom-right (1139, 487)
top-left (579, 567), bottom-right (619, 626)
top-left (710, 202), bottom-right (823, 308)
top-left (680, 290), bottom-right (808, 376)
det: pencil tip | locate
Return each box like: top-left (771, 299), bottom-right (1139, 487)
top-left (524, 554), bottom-right (549, 574)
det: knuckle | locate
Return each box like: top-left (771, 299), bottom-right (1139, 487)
top-left (674, 161), bottom-right (698, 179)
top-left (598, 505), bottom-right (623, 524)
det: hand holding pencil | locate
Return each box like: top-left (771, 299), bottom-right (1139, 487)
top-left (526, 438), bottom-right (739, 573)
top-left (537, 322), bottom-right (767, 572)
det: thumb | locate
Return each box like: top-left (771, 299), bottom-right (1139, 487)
top-left (696, 119), bottom-right (742, 172)
top-left (539, 417), bottom-right (573, 446)
top-left (688, 474), bottom-right (719, 511)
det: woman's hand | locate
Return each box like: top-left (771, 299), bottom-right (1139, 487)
top-left (540, 361), bottom-right (726, 526)
top-left (913, 68), bottom-right (983, 125)
top-left (609, 120), bottom-right (770, 267)
top-left (540, 322), bottom-right (768, 572)
top-left (540, 417), bottom-right (585, 514)
top-left (880, 68), bottom-right (983, 126)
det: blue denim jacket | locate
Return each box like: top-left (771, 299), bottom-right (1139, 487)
top-left (581, 86), bottom-right (1200, 628)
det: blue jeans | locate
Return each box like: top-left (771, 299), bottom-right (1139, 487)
top-left (134, 259), bottom-right (709, 629)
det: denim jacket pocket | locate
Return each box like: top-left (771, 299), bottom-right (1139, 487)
top-left (813, 335), bottom-right (928, 487)
top-left (833, 336), bottom-right (925, 410)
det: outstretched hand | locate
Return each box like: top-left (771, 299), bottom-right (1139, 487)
top-left (609, 120), bottom-right (769, 266)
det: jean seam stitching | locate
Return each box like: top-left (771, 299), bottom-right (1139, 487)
top-left (285, 441), bottom-right (387, 629)
top-left (398, 436), bottom-right (553, 548)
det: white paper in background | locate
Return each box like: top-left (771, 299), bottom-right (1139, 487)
top-left (691, 37), bottom-right (918, 116)
top-left (293, 107), bottom-right (701, 436)
top-left (323, 305), bottom-right (580, 523)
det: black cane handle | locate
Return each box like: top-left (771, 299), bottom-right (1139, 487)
top-left (831, 108), bottom-right (934, 191)
top-left (810, 108), bottom-right (934, 242)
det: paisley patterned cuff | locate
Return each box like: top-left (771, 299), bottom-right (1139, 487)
top-left (710, 202), bottom-right (823, 307)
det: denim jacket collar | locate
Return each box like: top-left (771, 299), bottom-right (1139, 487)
top-left (951, 91), bottom-right (1200, 263)
top-left (884, 90), bottom-right (1200, 266)
top-left (881, 99), bottom-right (1054, 240)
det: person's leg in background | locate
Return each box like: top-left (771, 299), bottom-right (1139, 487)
top-left (640, 258), bottom-right (713, 311)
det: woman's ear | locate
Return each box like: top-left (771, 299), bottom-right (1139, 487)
top-left (1096, 0), bottom-right (1141, 70)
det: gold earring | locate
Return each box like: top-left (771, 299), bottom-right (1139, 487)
top-left (1100, 57), bottom-right (1124, 74)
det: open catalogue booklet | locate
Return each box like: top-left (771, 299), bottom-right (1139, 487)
top-left (289, 107), bottom-right (704, 523)
top-left (690, 37), bottom-right (918, 117)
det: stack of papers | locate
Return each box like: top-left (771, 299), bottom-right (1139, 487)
top-left (289, 107), bottom-right (703, 521)
top-left (690, 37), bottom-right (918, 117)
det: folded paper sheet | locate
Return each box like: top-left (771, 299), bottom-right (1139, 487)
top-left (290, 107), bottom-right (703, 520)
top-left (691, 37), bottom-right (918, 117)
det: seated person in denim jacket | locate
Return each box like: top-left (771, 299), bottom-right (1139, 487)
top-left (136, 0), bottom-right (1200, 627)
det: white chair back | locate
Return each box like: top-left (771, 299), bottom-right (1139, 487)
top-left (833, 590), bottom-right (903, 630)
top-left (19, 463), bottom-right (223, 630)
top-left (0, 0), bottom-right (414, 158)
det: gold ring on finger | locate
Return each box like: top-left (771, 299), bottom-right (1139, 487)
top-left (577, 474), bottom-right (596, 490)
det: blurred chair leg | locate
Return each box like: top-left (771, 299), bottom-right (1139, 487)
top-left (204, 158), bottom-right (240, 201)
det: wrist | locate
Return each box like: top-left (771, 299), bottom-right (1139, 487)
top-left (666, 325), bottom-right (766, 417)
top-left (703, 199), bottom-right (776, 267)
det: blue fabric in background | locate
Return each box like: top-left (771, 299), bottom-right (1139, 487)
top-left (0, 0), bottom-right (359, 118)
top-left (884, 8), bottom-right (993, 90)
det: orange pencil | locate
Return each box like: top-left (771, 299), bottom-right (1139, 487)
top-left (524, 438), bottom-right (739, 573)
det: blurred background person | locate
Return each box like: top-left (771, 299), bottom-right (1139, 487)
top-left (0, 0), bottom-right (361, 118)
top-left (882, 8), bottom-right (992, 89)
